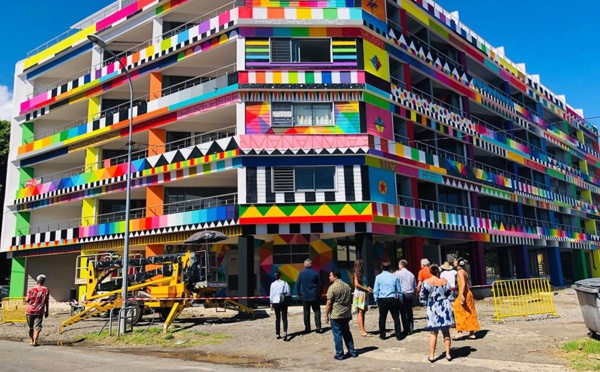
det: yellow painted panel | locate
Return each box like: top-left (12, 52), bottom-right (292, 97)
top-left (87, 97), bottom-right (100, 123)
top-left (24, 25), bottom-right (96, 70)
top-left (81, 198), bottom-right (98, 227)
top-left (402, 0), bottom-right (431, 27)
top-left (363, 40), bottom-right (390, 81)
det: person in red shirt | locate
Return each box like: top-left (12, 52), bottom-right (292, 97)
top-left (416, 258), bottom-right (432, 296)
top-left (25, 274), bottom-right (50, 346)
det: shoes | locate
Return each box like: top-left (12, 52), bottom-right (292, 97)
top-left (276, 334), bottom-right (281, 339)
top-left (467, 334), bottom-right (477, 340)
top-left (304, 328), bottom-right (311, 334)
top-left (283, 334), bottom-right (289, 342)
top-left (446, 355), bottom-right (452, 362)
top-left (347, 352), bottom-right (358, 358)
top-left (428, 356), bottom-right (435, 363)
top-left (316, 327), bottom-right (322, 334)
top-left (360, 332), bottom-right (373, 337)
top-left (334, 355), bottom-right (345, 361)
top-left (379, 336), bottom-right (386, 340)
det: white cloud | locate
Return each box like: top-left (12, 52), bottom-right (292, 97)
top-left (0, 86), bottom-right (12, 121)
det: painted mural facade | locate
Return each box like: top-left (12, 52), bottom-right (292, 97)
top-left (4, 0), bottom-right (600, 300)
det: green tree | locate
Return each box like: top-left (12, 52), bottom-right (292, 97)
top-left (0, 119), bottom-right (10, 283)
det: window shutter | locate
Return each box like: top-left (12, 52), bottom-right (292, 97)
top-left (272, 167), bottom-right (294, 192)
top-left (271, 39), bottom-right (291, 62)
top-left (272, 103), bottom-right (293, 127)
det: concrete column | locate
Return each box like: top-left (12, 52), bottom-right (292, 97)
top-left (238, 236), bottom-right (255, 307)
top-left (547, 246), bottom-right (564, 287)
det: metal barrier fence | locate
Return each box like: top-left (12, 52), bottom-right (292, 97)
top-left (1, 297), bottom-right (27, 323)
top-left (491, 278), bottom-right (558, 321)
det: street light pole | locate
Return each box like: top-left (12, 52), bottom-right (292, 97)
top-left (87, 34), bottom-right (134, 333)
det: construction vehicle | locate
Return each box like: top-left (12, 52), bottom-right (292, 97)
top-left (59, 248), bottom-right (254, 334)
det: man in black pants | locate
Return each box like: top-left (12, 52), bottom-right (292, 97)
top-left (373, 262), bottom-right (403, 340)
top-left (296, 259), bottom-right (322, 333)
top-left (394, 259), bottom-right (416, 335)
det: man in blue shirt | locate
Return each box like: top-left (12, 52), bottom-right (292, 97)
top-left (296, 259), bottom-right (322, 333)
top-left (374, 261), bottom-right (403, 340)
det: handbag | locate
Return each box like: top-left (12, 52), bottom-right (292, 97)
top-left (281, 293), bottom-right (293, 306)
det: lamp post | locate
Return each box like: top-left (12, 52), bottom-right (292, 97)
top-left (87, 34), bottom-right (134, 333)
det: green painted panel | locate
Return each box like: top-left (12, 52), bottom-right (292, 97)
top-left (22, 122), bottom-right (34, 145)
top-left (572, 250), bottom-right (589, 280)
top-left (9, 257), bottom-right (26, 297)
top-left (363, 92), bottom-right (390, 110)
top-left (19, 167), bottom-right (34, 187)
top-left (15, 212), bottom-right (30, 237)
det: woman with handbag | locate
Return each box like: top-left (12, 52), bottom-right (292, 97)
top-left (270, 272), bottom-right (292, 341)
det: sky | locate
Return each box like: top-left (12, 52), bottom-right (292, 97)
top-left (0, 0), bottom-right (598, 123)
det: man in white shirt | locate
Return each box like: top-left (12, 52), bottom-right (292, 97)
top-left (440, 261), bottom-right (458, 292)
top-left (394, 260), bottom-right (416, 335)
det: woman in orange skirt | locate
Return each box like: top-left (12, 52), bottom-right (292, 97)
top-left (452, 257), bottom-right (480, 340)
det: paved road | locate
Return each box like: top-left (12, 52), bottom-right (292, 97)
top-left (0, 340), bottom-right (261, 372)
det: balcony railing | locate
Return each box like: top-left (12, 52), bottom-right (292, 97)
top-left (24, 65), bottom-right (237, 144)
top-left (26, 1), bottom-right (237, 99)
top-left (411, 86), bottom-right (464, 117)
top-left (20, 126), bottom-right (236, 188)
top-left (22, 193), bottom-right (238, 236)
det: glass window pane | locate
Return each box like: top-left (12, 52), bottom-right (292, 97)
top-left (294, 168), bottom-right (315, 190)
top-left (296, 39), bottom-right (331, 62)
top-left (313, 104), bottom-right (333, 126)
top-left (315, 167), bottom-right (335, 190)
top-left (293, 104), bottom-right (313, 126)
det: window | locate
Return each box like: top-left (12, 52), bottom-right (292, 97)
top-left (294, 167), bottom-right (335, 191)
top-left (273, 245), bottom-right (310, 264)
top-left (272, 166), bottom-right (336, 192)
top-left (270, 38), bottom-right (331, 63)
top-left (272, 102), bottom-right (333, 127)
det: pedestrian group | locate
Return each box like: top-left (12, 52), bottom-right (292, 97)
top-left (269, 257), bottom-right (481, 361)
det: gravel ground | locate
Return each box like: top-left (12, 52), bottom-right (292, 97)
top-left (0, 289), bottom-right (589, 371)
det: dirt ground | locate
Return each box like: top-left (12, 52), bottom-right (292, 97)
top-left (0, 289), bottom-right (590, 371)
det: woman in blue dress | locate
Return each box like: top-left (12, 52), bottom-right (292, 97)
top-left (419, 264), bottom-right (456, 362)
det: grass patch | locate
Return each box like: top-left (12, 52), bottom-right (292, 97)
top-left (562, 338), bottom-right (600, 371)
top-left (84, 328), bottom-right (231, 347)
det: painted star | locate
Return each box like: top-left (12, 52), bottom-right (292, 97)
top-left (379, 180), bottom-right (388, 195)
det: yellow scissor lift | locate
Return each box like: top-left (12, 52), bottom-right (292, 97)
top-left (59, 250), bottom-right (253, 334)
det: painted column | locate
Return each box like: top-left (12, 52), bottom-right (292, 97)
top-left (405, 236), bottom-right (424, 277)
top-left (357, 233), bottom-right (375, 302)
top-left (573, 250), bottom-right (589, 281)
top-left (146, 128), bottom-right (166, 263)
top-left (9, 257), bottom-right (26, 297)
top-left (149, 72), bottom-right (162, 101)
top-left (238, 236), bottom-right (255, 307)
top-left (547, 246), bottom-right (565, 287)
top-left (16, 167), bottom-right (34, 238)
top-left (514, 245), bottom-right (531, 279)
top-left (469, 242), bottom-right (486, 285)
top-left (81, 147), bottom-right (101, 227)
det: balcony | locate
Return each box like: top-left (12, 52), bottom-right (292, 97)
top-left (25, 1), bottom-right (237, 102)
top-left (19, 126), bottom-right (236, 189)
top-left (22, 64), bottom-right (237, 147)
top-left (22, 192), bottom-right (238, 237)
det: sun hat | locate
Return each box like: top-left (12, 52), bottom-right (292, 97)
top-left (440, 262), bottom-right (453, 270)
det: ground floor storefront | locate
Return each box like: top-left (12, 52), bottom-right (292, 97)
top-left (6, 232), bottom-right (599, 300)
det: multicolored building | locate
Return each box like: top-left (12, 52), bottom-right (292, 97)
top-left (3, 0), bottom-right (599, 302)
